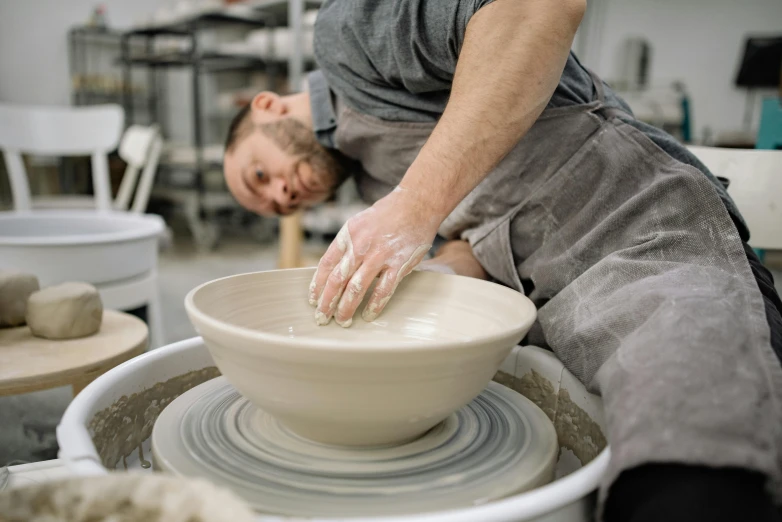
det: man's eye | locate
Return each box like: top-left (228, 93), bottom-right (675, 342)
top-left (255, 169), bottom-right (264, 180)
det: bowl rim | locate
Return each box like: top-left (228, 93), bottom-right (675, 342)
top-left (184, 268), bottom-right (538, 352)
top-left (0, 210), bottom-right (165, 246)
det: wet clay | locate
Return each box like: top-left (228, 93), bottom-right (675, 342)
top-left (0, 271), bottom-right (39, 328)
top-left (513, 369), bottom-right (559, 422)
top-left (493, 368), bottom-right (607, 465)
top-left (92, 362), bottom-right (603, 471)
top-left (26, 282), bottom-right (102, 340)
top-left (554, 388), bottom-right (608, 465)
top-left (138, 444), bottom-right (151, 469)
top-left (492, 370), bottom-right (516, 391)
top-left (89, 367), bottom-right (220, 469)
top-left (494, 369), bottom-right (558, 422)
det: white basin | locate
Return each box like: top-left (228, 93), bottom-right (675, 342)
top-left (57, 337), bottom-right (610, 522)
top-left (0, 210), bottom-right (164, 286)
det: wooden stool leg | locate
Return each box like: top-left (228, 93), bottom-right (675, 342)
top-left (278, 212), bottom-right (303, 269)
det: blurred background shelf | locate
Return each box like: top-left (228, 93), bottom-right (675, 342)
top-left (128, 10), bottom-right (270, 35)
top-left (118, 52), bottom-right (270, 71)
top-left (62, 1), bottom-right (323, 251)
top-left (56, 2), bottom-right (327, 253)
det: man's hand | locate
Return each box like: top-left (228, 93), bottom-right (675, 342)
top-left (417, 240), bottom-right (489, 280)
top-left (309, 187), bottom-right (442, 327)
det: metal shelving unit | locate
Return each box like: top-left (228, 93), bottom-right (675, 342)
top-left (65, 5), bottom-right (321, 250)
top-left (118, 10), bottom-right (278, 250)
top-left (66, 28), bottom-right (150, 200)
top-left (246, 0), bottom-right (323, 91)
top-left (117, 3), bottom-right (321, 250)
top-left (64, 3), bottom-right (320, 250)
top-left (69, 27), bottom-right (154, 112)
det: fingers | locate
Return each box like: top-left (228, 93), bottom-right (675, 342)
top-left (361, 244), bottom-right (430, 322)
top-left (313, 224), bottom-right (362, 325)
top-left (361, 268), bottom-right (398, 323)
top-left (310, 217), bottom-right (432, 326)
top-left (334, 258), bottom-right (384, 327)
top-left (315, 249), bottom-right (357, 325)
top-left (309, 226), bottom-right (351, 307)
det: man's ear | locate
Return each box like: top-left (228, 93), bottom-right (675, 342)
top-left (251, 92), bottom-right (288, 119)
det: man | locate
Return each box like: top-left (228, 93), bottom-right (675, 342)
top-left (223, 0), bottom-right (782, 520)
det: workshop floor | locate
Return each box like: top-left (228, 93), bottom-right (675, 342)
top-left (1, 237), bottom-right (781, 467)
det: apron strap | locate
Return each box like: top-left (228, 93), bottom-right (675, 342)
top-left (588, 67), bottom-right (606, 103)
top-left (587, 67), bottom-right (631, 120)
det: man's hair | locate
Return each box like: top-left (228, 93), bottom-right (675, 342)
top-left (223, 102), bottom-right (346, 185)
top-left (224, 103), bottom-right (253, 153)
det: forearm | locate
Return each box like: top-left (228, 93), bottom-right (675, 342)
top-left (419, 240), bottom-right (489, 280)
top-left (400, 0), bottom-right (585, 220)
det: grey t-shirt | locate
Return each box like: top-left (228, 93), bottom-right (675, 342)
top-left (312, 0), bottom-right (629, 121)
top-left (309, 0), bottom-right (748, 240)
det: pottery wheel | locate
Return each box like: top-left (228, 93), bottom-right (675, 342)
top-left (152, 377), bottom-right (558, 517)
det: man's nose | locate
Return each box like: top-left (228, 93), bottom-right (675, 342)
top-left (270, 176), bottom-right (298, 207)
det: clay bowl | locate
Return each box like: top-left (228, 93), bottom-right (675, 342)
top-left (185, 268), bottom-right (537, 447)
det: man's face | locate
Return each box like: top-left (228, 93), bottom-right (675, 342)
top-left (224, 96), bottom-right (342, 216)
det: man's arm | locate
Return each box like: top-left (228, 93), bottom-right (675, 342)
top-left (311, 0), bottom-right (584, 326)
top-left (401, 0), bottom-right (586, 218)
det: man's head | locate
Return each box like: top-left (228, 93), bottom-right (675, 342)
top-left (223, 91), bottom-right (344, 216)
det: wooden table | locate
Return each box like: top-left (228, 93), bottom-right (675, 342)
top-left (0, 310), bottom-right (148, 397)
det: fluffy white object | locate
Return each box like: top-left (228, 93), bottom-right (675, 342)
top-left (0, 472), bottom-right (256, 522)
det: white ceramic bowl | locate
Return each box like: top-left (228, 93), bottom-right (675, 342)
top-left (185, 268), bottom-right (537, 446)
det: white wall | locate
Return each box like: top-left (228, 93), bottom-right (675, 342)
top-left (2, 0), bottom-right (780, 143)
top-left (578, 0), bottom-right (782, 142)
top-left (0, 0), bottom-right (164, 106)
top-left (0, 1), bottom-right (253, 144)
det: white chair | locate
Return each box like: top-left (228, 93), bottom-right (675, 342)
top-left (11, 123), bottom-right (163, 214)
top-left (688, 146), bottom-right (782, 255)
top-left (0, 103), bottom-right (122, 211)
top-left (0, 103), bottom-right (166, 348)
top-left (114, 125), bottom-right (163, 214)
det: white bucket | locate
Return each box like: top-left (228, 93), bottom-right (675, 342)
top-left (0, 210), bottom-right (164, 286)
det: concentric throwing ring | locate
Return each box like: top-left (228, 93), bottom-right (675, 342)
top-left (152, 377), bottom-right (557, 517)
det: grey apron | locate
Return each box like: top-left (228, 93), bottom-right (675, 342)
top-left (333, 72), bottom-right (782, 509)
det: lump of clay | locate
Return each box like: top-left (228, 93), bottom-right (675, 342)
top-left (0, 271), bottom-right (40, 327)
top-left (26, 282), bottom-right (103, 340)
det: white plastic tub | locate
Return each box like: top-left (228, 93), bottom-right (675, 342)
top-left (0, 210), bottom-right (164, 286)
top-left (57, 337), bottom-right (610, 522)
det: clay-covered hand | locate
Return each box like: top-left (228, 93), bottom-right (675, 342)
top-left (309, 187), bottom-right (441, 327)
